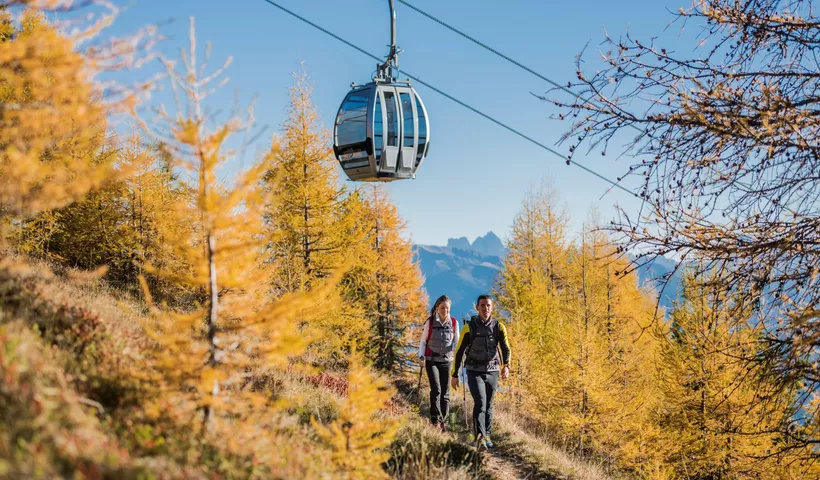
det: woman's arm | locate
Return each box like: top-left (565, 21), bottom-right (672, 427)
top-left (417, 318), bottom-right (430, 359)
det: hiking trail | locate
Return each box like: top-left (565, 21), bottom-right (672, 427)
top-left (394, 376), bottom-right (587, 480)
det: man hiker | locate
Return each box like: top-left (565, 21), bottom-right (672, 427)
top-left (450, 294), bottom-right (511, 449)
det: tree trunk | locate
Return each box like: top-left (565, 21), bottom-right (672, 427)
top-left (204, 232), bottom-right (219, 431)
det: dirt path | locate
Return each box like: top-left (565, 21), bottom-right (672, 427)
top-left (395, 376), bottom-right (566, 480)
top-left (471, 426), bottom-right (568, 480)
top-left (482, 449), bottom-right (562, 480)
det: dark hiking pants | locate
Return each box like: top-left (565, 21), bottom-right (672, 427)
top-left (425, 360), bottom-right (452, 425)
top-left (467, 370), bottom-right (499, 439)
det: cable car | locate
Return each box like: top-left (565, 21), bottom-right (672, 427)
top-left (333, 0), bottom-right (430, 181)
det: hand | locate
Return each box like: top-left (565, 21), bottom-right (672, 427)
top-left (419, 357), bottom-right (425, 367)
top-left (450, 376), bottom-right (459, 390)
top-left (501, 365), bottom-right (510, 380)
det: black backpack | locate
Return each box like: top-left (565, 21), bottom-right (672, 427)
top-left (466, 317), bottom-right (500, 366)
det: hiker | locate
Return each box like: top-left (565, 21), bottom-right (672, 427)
top-left (450, 294), bottom-right (511, 449)
top-left (418, 294), bottom-right (459, 431)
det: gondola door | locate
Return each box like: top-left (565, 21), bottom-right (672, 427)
top-left (397, 89), bottom-right (416, 177)
top-left (378, 87), bottom-right (400, 175)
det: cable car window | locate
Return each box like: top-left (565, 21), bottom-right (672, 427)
top-left (400, 92), bottom-right (414, 148)
top-left (336, 90), bottom-right (369, 146)
top-left (415, 93), bottom-right (427, 161)
top-left (374, 95), bottom-right (383, 159)
top-left (384, 91), bottom-right (399, 147)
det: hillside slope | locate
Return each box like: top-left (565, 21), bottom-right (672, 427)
top-left (0, 256), bottom-right (615, 479)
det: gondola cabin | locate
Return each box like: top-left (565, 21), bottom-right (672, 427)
top-left (333, 82), bottom-right (429, 181)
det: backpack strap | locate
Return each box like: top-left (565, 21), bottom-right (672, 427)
top-left (465, 318), bottom-right (476, 357)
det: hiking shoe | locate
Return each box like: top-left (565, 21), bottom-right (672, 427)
top-left (438, 423), bottom-right (448, 432)
top-left (483, 439), bottom-right (494, 449)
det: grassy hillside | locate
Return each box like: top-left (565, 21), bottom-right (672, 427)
top-left (0, 256), bottom-right (340, 478)
top-left (0, 255), bottom-right (615, 479)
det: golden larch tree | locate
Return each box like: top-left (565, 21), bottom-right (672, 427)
top-left (346, 185), bottom-right (427, 371)
top-left (262, 69), bottom-right (348, 294)
top-left (656, 269), bottom-right (815, 478)
top-left (495, 181), bottom-right (569, 408)
top-left (556, 0), bottom-right (820, 454)
top-left (136, 20), bottom-right (337, 438)
top-left (0, 1), bottom-right (156, 228)
top-left (312, 352), bottom-right (399, 479)
top-left (0, 8), bottom-right (110, 223)
top-left (261, 70), bottom-right (372, 368)
top-left (16, 135), bottom-right (195, 303)
top-left (496, 188), bottom-right (664, 471)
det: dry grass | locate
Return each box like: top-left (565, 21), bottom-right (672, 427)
top-left (0, 254), bottom-right (476, 478)
top-left (395, 375), bottom-right (621, 480)
top-left (0, 256), bottom-right (157, 478)
top-left (491, 400), bottom-right (619, 480)
top-left (0, 254), bottom-right (628, 479)
top-left (385, 410), bottom-right (481, 480)
top-left (0, 255), bottom-right (338, 478)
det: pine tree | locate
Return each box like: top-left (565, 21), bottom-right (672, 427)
top-left (312, 352), bottom-right (399, 479)
top-left (656, 270), bottom-right (809, 478)
top-left (0, 9), bottom-right (111, 225)
top-left (355, 186), bottom-right (426, 371)
top-left (262, 69), bottom-right (347, 294)
top-left (137, 20), bottom-right (339, 435)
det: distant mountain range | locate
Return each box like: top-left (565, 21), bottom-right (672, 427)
top-left (416, 232), bottom-right (505, 319)
top-left (414, 231), bottom-right (681, 319)
top-left (446, 231), bottom-right (506, 258)
top-left (629, 254), bottom-right (683, 314)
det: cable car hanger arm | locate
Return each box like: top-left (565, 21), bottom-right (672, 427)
top-left (377, 0), bottom-right (400, 82)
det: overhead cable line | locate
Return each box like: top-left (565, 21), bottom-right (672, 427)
top-left (259, 0), bottom-right (638, 198)
top-left (397, 0), bottom-right (581, 100)
top-left (398, 0), bottom-right (803, 216)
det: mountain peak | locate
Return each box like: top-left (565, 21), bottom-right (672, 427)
top-left (470, 232), bottom-right (505, 258)
top-left (444, 232), bottom-right (505, 258)
top-left (446, 236), bottom-right (471, 251)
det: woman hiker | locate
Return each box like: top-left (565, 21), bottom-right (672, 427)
top-left (418, 294), bottom-right (459, 431)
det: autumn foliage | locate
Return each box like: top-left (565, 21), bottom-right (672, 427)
top-left (4, 1), bottom-right (818, 478)
top-left (1, 7), bottom-right (415, 478)
top-left (549, 0), bottom-right (820, 474)
top-left (494, 182), bottom-right (818, 477)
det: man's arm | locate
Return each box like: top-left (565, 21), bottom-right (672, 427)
top-left (498, 322), bottom-right (512, 374)
top-left (450, 323), bottom-right (470, 377)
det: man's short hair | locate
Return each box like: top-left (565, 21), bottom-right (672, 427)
top-left (476, 294), bottom-right (493, 306)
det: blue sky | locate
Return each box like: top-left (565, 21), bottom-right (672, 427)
top-left (101, 0), bottom-right (692, 246)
